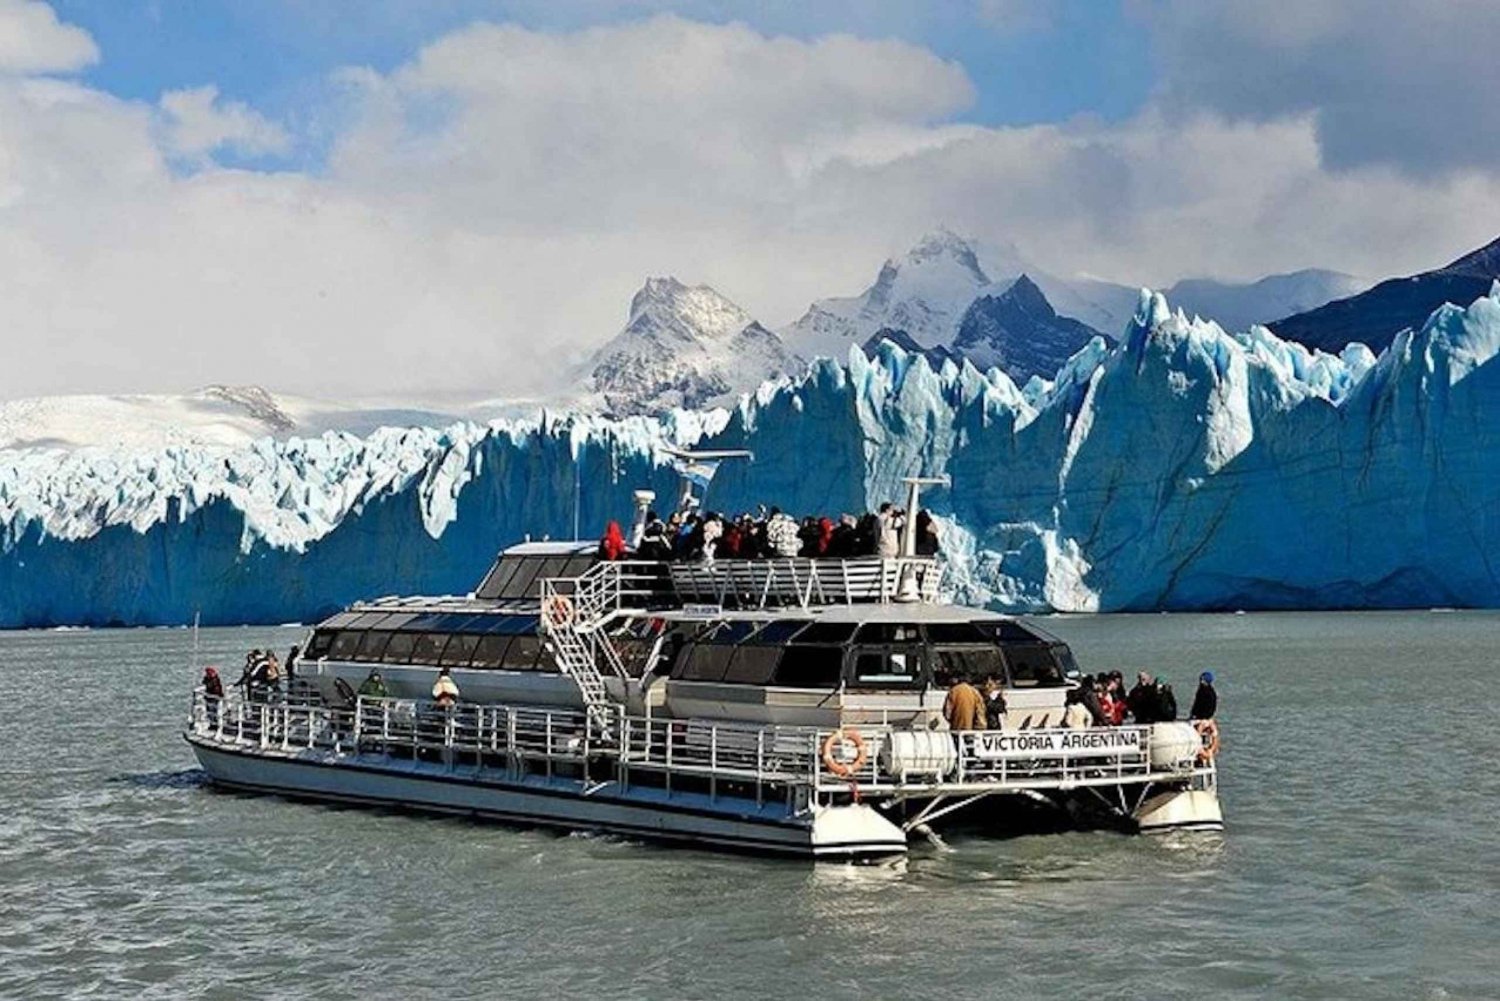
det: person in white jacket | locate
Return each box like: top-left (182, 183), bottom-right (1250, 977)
top-left (876, 503), bottom-right (903, 557)
top-left (765, 507), bottom-right (800, 557)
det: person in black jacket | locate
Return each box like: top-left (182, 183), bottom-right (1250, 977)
top-left (1127, 671), bottom-right (1158, 724)
top-left (1190, 671), bottom-right (1218, 720)
top-left (1079, 674), bottom-right (1109, 726)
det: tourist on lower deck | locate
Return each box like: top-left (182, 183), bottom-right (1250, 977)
top-left (358, 669), bottom-right (388, 699)
top-left (1062, 689), bottom-right (1092, 729)
top-left (1127, 672), bottom-right (1159, 723)
top-left (285, 645), bottom-right (300, 685)
top-left (1079, 674), bottom-right (1109, 725)
top-left (202, 666), bottom-right (224, 726)
top-left (983, 677), bottom-right (1008, 730)
top-left (942, 674), bottom-right (986, 731)
top-left (432, 667), bottom-right (460, 708)
top-left (1190, 672), bottom-right (1218, 720)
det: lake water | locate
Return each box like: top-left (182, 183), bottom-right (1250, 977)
top-left (1, 612), bottom-right (1497, 1000)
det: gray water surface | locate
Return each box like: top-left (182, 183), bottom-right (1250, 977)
top-left (1, 612), bottom-right (1497, 1000)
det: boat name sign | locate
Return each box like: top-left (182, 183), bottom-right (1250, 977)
top-left (970, 728), bottom-right (1143, 760)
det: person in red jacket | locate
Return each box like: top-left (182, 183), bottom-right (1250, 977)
top-left (598, 520), bottom-right (627, 560)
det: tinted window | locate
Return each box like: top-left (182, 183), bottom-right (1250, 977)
top-left (505, 560), bottom-right (542, 600)
top-left (411, 633), bottom-right (449, 664)
top-left (561, 556), bottom-right (594, 578)
top-left (1005, 644), bottom-right (1064, 687)
top-left (534, 558), bottom-right (571, 592)
top-left (975, 621), bottom-right (1039, 643)
top-left (797, 622), bottom-right (858, 644)
top-left (356, 630), bottom-right (393, 661)
top-left (711, 620), bottom-right (762, 645)
top-left (724, 647), bottom-right (779, 685)
top-left (441, 633), bottom-right (480, 666)
top-left (1052, 644), bottom-right (1081, 679)
top-left (382, 632), bottom-right (416, 663)
top-left (477, 558), bottom-right (520, 600)
top-left (329, 630), bottom-right (363, 660)
top-left (772, 646), bottom-right (844, 689)
top-left (499, 615), bottom-right (539, 635)
top-left (923, 623), bottom-right (986, 644)
top-left (320, 612), bottom-right (361, 629)
top-left (852, 647), bottom-right (922, 686)
top-left (933, 647), bottom-right (1006, 684)
top-left (506, 634), bottom-right (543, 671)
top-left (745, 620), bottom-right (811, 645)
top-left (306, 630), bottom-right (335, 659)
top-left (678, 643), bottom-right (733, 682)
top-left (856, 623), bottom-right (921, 644)
top-left (471, 635), bottom-right (512, 669)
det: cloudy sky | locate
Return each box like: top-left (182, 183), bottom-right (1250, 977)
top-left (4, 0), bottom-right (1500, 402)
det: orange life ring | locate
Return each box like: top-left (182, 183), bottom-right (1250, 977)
top-left (543, 594), bottom-right (574, 629)
top-left (1194, 719), bottom-right (1221, 763)
top-left (820, 728), bottom-right (868, 779)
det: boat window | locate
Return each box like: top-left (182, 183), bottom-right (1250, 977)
top-left (306, 630), bottom-right (335, 659)
top-left (476, 557), bottom-right (521, 600)
top-left (533, 558), bottom-right (572, 592)
top-left (923, 623), bottom-right (986, 644)
top-left (744, 620), bottom-right (811, 645)
top-left (796, 622), bottom-right (858, 645)
top-left (711, 621), bottom-right (761, 645)
top-left (975, 621), bottom-right (1040, 643)
top-left (723, 646), bottom-right (779, 685)
top-left (678, 643), bottom-right (734, 683)
top-left (507, 634), bottom-right (543, 671)
top-left (561, 555), bottom-right (594, 578)
top-left (440, 633), bottom-right (480, 666)
top-left (411, 632), bottom-right (449, 664)
top-left (470, 635), bottom-right (512, 669)
top-left (320, 611), bottom-right (362, 629)
top-left (1004, 644), bottom-right (1065, 687)
top-left (382, 632), bottom-right (416, 663)
top-left (1052, 644), bottom-right (1081, 680)
top-left (374, 612), bottom-right (419, 630)
top-left (852, 647), bottom-right (922, 687)
top-left (348, 612), bottom-right (392, 629)
top-left (356, 630), bottom-right (393, 661)
top-left (771, 645), bottom-right (844, 689)
top-left (933, 647), bottom-right (1006, 684)
top-left (504, 560), bottom-right (542, 600)
top-left (329, 630), bottom-right (363, 660)
top-left (855, 623), bottom-right (921, 644)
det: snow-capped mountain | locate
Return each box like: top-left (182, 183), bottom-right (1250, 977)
top-left (585, 277), bottom-right (800, 415)
top-left (0, 385), bottom-right (462, 451)
top-left (780, 229), bottom-right (1000, 361)
top-left (1270, 235), bottom-right (1500, 354)
top-left (1164, 269), bottom-right (1369, 334)
top-left (8, 283), bottom-right (1500, 625)
top-left (951, 275), bottom-right (1102, 385)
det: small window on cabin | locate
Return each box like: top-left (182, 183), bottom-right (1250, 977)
top-left (745, 620), bottom-right (811, 645)
top-left (504, 560), bottom-right (542, 600)
top-left (347, 612), bottom-right (391, 629)
top-left (852, 647), bottom-right (922, 686)
top-left (1004, 644), bottom-right (1064, 687)
top-left (321, 612), bottom-right (362, 629)
top-left (507, 634), bottom-right (543, 670)
top-left (679, 643), bottom-right (733, 683)
top-left (855, 623), bottom-right (921, 645)
top-left (533, 558), bottom-right (572, 593)
top-left (923, 623), bottom-right (985, 645)
top-left (797, 622), bottom-right (858, 645)
top-left (356, 630), bottom-right (393, 661)
top-left (441, 633), bottom-right (480, 667)
top-left (711, 620), bottom-right (762, 645)
top-left (329, 630), bottom-right (363, 660)
top-left (976, 621), bottom-right (1039, 643)
top-left (471, 635), bottom-right (512, 669)
top-left (561, 555), bottom-right (594, 578)
top-left (933, 647), bottom-right (1005, 684)
top-left (723, 646), bottom-right (779, 685)
top-left (478, 558), bottom-right (521, 600)
top-left (306, 630), bottom-right (335, 659)
top-left (772, 645), bottom-right (844, 689)
top-left (1052, 644), bottom-right (1081, 680)
top-left (382, 632), bottom-right (416, 663)
top-left (411, 633), bottom-right (449, 664)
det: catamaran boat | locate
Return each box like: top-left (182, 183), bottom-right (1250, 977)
top-left (185, 467), bottom-right (1224, 859)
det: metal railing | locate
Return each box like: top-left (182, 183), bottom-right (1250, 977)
top-left (666, 555), bottom-right (942, 608)
top-left (188, 689), bottom-right (1214, 804)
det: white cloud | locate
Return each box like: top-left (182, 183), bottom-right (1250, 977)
top-left (0, 0), bottom-right (96, 74)
top-left (158, 85), bottom-right (291, 161)
top-left (1, 8), bottom-right (1499, 406)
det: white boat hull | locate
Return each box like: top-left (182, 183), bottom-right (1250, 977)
top-left (186, 736), bottom-right (908, 860)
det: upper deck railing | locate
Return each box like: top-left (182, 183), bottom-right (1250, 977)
top-left (658, 555), bottom-right (941, 609)
top-left (188, 689), bottom-right (1214, 807)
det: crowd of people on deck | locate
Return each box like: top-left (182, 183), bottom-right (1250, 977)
top-left (601, 502), bottom-right (942, 563)
top-left (943, 670), bottom-right (1219, 731)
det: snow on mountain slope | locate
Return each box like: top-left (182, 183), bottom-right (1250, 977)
top-left (585, 277), bottom-right (800, 415)
top-left (1165, 269), bottom-right (1369, 334)
top-left (0, 386), bottom-right (463, 451)
top-left (7, 283), bottom-right (1500, 625)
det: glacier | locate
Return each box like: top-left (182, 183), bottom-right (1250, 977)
top-left (3, 286), bottom-right (1500, 626)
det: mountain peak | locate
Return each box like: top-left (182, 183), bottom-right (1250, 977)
top-left (625, 277), bottom-right (752, 341)
top-left (1000, 274), bottom-right (1054, 317)
top-left (898, 228), bottom-right (989, 285)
